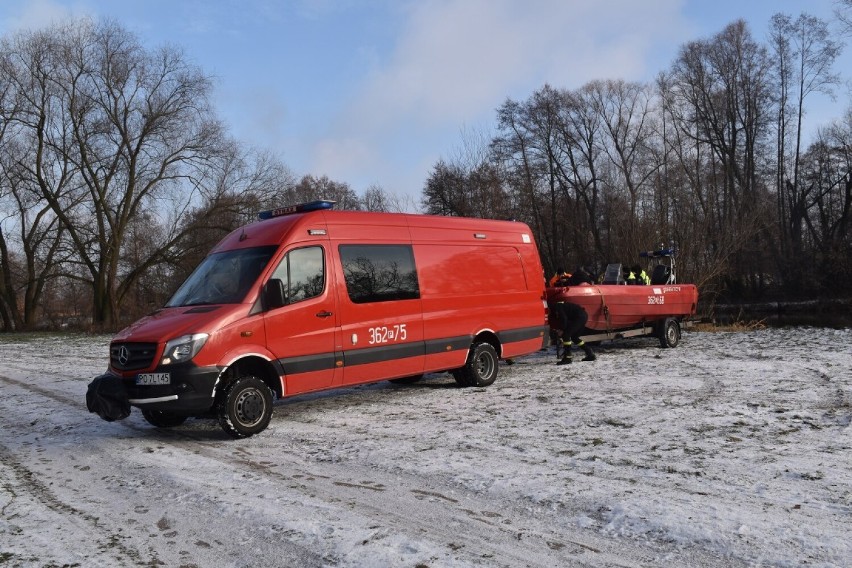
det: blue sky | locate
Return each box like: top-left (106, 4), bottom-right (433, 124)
top-left (1, 0), bottom-right (849, 208)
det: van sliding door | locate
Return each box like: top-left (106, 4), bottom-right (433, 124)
top-left (336, 244), bottom-right (425, 385)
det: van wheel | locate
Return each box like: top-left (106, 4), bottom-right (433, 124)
top-left (659, 318), bottom-right (681, 348)
top-left (141, 409), bottom-right (187, 428)
top-left (217, 376), bottom-right (273, 439)
top-left (453, 343), bottom-right (499, 387)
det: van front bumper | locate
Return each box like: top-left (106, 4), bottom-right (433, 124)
top-left (120, 363), bottom-right (222, 415)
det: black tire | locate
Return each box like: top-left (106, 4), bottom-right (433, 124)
top-left (452, 342), bottom-right (499, 387)
top-left (217, 376), bottom-right (273, 439)
top-left (659, 318), bottom-right (681, 348)
top-left (390, 374), bottom-right (424, 384)
top-left (141, 409), bottom-right (188, 428)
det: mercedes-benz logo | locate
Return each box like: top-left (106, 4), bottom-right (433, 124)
top-left (118, 345), bottom-right (130, 366)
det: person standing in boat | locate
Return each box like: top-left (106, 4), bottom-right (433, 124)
top-left (555, 301), bottom-right (596, 364)
top-left (628, 265), bottom-right (650, 285)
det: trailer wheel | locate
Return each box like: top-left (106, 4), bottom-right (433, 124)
top-left (452, 343), bottom-right (498, 387)
top-left (141, 409), bottom-right (187, 428)
top-left (217, 376), bottom-right (273, 439)
top-left (659, 318), bottom-right (681, 348)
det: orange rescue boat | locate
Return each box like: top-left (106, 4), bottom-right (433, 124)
top-left (547, 248), bottom-right (699, 348)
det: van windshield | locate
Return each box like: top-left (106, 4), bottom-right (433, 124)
top-left (166, 246), bottom-right (278, 307)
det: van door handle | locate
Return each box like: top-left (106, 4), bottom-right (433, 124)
top-left (316, 310), bottom-right (333, 318)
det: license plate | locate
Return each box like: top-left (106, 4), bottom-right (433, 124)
top-left (136, 372), bottom-right (171, 385)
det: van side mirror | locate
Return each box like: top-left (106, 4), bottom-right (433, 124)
top-left (263, 279), bottom-right (287, 310)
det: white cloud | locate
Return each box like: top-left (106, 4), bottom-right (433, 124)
top-left (309, 0), bottom-right (686, 200)
top-left (312, 136), bottom-right (378, 181)
top-left (232, 85), bottom-right (290, 149)
top-left (0, 0), bottom-right (690, 206)
top-left (346, 0), bottom-right (685, 131)
top-left (0, 0), bottom-right (76, 32)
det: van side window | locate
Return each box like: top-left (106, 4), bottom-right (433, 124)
top-left (269, 246), bottom-right (325, 304)
top-left (339, 245), bottom-right (420, 304)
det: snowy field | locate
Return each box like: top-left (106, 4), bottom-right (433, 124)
top-left (0, 327), bottom-right (850, 567)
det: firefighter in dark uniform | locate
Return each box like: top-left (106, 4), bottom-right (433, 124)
top-left (555, 301), bottom-right (596, 364)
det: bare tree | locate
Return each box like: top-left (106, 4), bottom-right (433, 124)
top-left (665, 20), bottom-right (775, 298)
top-left (362, 184), bottom-right (392, 212)
top-left (552, 85), bottom-right (607, 263)
top-left (2, 19), bottom-right (245, 328)
top-left (422, 124), bottom-right (513, 221)
top-left (286, 175), bottom-right (362, 210)
top-left (492, 84), bottom-right (654, 274)
top-left (836, 0), bottom-right (852, 35)
top-left (492, 88), bottom-right (570, 273)
top-left (127, 146), bottom-right (295, 319)
top-left (0, 46), bottom-right (19, 330)
top-left (656, 70), bottom-right (723, 290)
top-left (421, 160), bottom-right (468, 217)
top-left (362, 184), bottom-right (417, 213)
top-left (586, 79), bottom-right (660, 256)
top-left (422, 15), bottom-right (850, 305)
top-left (492, 98), bottom-right (544, 254)
top-left (421, 158), bottom-right (509, 221)
top-left (0, 29), bottom-right (72, 330)
top-left (797, 112), bottom-right (852, 293)
top-left (769, 12), bottom-right (842, 287)
top-left (0, 148), bottom-right (68, 330)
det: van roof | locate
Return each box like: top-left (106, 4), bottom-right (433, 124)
top-left (211, 205), bottom-right (535, 253)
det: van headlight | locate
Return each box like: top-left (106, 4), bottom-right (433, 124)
top-left (161, 334), bottom-right (209, 365)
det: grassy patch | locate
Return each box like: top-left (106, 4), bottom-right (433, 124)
top-left (693, 321), bottom-right (767, 332)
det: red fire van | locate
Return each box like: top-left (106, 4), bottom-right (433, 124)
top-left (95, 201), bottom-right (548, 438)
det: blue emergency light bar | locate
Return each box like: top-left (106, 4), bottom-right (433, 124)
top-left (640, 248), bottom-right (676, 258)
top-left (258, 200), bottom-right (336, 220)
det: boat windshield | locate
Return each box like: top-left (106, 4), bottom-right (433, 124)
top-left (166, 246), bottom-right (278, 307)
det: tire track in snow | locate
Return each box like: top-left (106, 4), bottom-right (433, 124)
top-left (1, 372), bottom-right (579, 566)
top-left (0, 373), bottom-right (328, 568)
top-left (0, 372), bottom-right (83, 408)
top-left (0, 371), bottom-right (727, 567)
top-left (0, 440), bottom-right (144, 566)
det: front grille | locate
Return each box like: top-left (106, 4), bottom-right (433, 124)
top-left (110, 342), bottom-right (158, 371)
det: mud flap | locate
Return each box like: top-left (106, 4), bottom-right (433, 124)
top-left (86, 374), bottom-right (131, 422)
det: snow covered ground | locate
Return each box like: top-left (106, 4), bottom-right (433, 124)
top-left (0, 327), bottom-right (850, 567)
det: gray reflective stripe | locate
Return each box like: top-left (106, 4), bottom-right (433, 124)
top-left (496, 326), bottom-right (546, 344)
top-left (128, 395), bottom-right (179, 404)
top-left (276, 326), bottom-right (544, 375)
